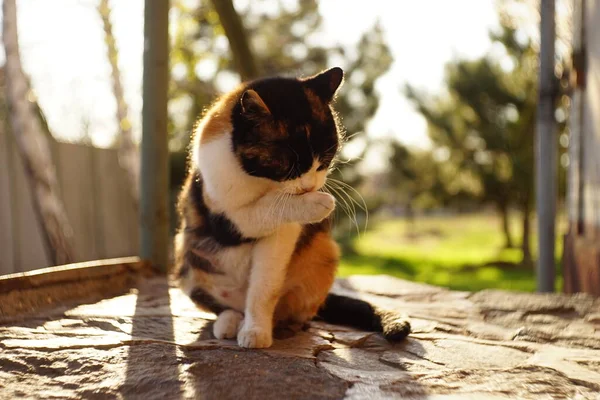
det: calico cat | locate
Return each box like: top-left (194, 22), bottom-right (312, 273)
top-left (175, 67), bottom-right (410, 348)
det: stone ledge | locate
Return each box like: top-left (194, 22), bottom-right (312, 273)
top-left (1, 273), bottom-right (599, 399)
top-left (0, 257), bottom-right (153, 321)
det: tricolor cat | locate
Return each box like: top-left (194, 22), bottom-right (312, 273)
top-left (175, 67), bottom-right (410, 348)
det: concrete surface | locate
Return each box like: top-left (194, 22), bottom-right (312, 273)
top-left (1, 275), bottom-right (600, 399)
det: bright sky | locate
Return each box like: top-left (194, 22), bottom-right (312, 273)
top-left (3, 0), bottom-right (499, 169)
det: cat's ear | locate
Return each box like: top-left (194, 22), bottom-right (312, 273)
top-left (304, 67), bottom-right (344, 103)
top-left (240, 89), bottom-right (271, 118)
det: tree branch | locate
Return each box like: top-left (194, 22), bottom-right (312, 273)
top-left (98, 0), bottom-right (139, 203)
top-left (209, 0), bottom-right (260, 80)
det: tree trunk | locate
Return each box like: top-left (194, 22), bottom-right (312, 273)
top-left (98, 0), bottom-right (139, 203)
top-left (406, 202), bottom-right (415, 226)
top-left (521, 200), bottom-right (533, 267)
top-left (2, 0), bottom-right (75, 265)
top-left (210, 0), bottom-right (260, 80)
top-left (498, 202), bottom-right (513, 248)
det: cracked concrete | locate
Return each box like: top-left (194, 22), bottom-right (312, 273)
top-left (1, 275), bottom-right (600, 399)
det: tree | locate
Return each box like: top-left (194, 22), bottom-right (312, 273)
top-left (386, 141), bottom-right (481, 218)
top-left (404, 76), bottom-right (518, 251)
top-left (2, 0), bottom-right (75, 265)
top-left (98, 0), bottom-right (140, 203)
top-left (405, 21), bottom-right (569, 265)
top-left (405, 25), bottom-right (536, 264)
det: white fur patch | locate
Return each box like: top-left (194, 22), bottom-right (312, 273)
top-left (195, 134), bottom-right (274, 212)
top-left (205, 243), bottom-right (253, 311)
top-left (213, 309), bottom-right (244, 339)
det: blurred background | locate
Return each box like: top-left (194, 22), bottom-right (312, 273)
top-left (0, 0), bottom-right (585, 293)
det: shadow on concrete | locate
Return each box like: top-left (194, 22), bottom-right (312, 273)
top-left (122, 278), bottom-right (183, 399)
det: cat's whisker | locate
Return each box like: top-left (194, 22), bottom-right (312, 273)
top-left (322, 142), bottom-right (338, 154)
top-left (326, 178), bottom-right (368, 236)
top-left (327, 181), bottom-right (357, 220)
top-left (330, 182), bottom-right (369, 233)
top-left (332, 156), bottom-right (364, 166)
top-left (328, 178), bottom-right (368, 213)
top-left (344, 131), bottom-right (362, 141)
top-left (326, 184), bottom-right (352, 220)
top-left (330, 166), bottom-right (346, 180)
top-left (321, 186), bottom-right (338, 224)
top-left (284, 163), bottom-right (297, 181)
top-left (325, 182), bottom-right (360, 236)
top-left (328, 179), bottom-right (368, 234)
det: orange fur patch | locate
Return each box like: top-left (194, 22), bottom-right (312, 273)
top-left (274, 232), bottom-right (340, 323)
top-left (275, 120), bottom-right (288, 139)
top-left (197, 86), bottom-right (245, 145)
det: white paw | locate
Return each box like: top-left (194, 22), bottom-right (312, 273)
top-left (213, 310), bottom-right (244, 339)
top-left (298, 192), bottom-right (335, 223)
top-left (237, 322), bottom-right (273, 348)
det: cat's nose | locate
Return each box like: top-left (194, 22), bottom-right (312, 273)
top-left (298, 184), bottom-right (316, 194)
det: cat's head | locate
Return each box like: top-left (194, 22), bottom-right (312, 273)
top-left (230, 67), bottom-right (344, 194)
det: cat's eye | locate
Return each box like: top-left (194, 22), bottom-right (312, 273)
top-left (295, 126), bottom-right (310, 137)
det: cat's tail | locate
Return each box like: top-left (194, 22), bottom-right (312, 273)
top-left (316, 293), bottom-right (411, 342)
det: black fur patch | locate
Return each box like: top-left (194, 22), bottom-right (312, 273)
top-left (177, 262), bottom-right (190, 279)
top-left (184, 250), bottom-right (220, 274)
top-left (189, 172), bottom-right (256, 246)
top-left (379, 311), bottom-right (412, 342)
top-left (190, 287), bottom-right (226, 315)
top-left (294, 218), bottom-right (331, 254)
top-left (317, 294), bottom-right (411, 342)
top-left (231, 77), bottom-right (339, 182)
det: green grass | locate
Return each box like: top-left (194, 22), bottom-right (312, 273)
top-left (337, 213), bottom-right (564, 292)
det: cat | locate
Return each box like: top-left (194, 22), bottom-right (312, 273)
top-left (174, 67), bottom-right (410, 348)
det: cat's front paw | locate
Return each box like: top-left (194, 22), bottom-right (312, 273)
top-left (213, 310), bottom-right (244, 339)
top-left (237, 323), bottom-right (273, 348)
top-left (297, 192), bottom-right (335, 223)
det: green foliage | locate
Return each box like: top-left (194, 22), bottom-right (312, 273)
top-left (402, 21), bottom-right (569, 264)
top-left (404, 24), bottom-right (538, 209)
top-left (386, 141), bottom-right (481, 211)
top-left (339, 213), bottom-right (565, 292)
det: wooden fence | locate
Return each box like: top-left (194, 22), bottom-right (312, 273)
top-left (0, 127), bottom-right (138, 274)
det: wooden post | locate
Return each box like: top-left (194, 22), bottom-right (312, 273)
top-left (536, 0), bottom-right (557, 292)
top-left (140, 0), bottom-right (170, 272)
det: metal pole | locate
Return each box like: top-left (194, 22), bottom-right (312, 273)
top-left (140, 0), bottom-right (170, 272)
top-left (536, 0), bottom-right (557, 292)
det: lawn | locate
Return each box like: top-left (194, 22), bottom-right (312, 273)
top-left (337, 212), bottom-right (565, 292)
